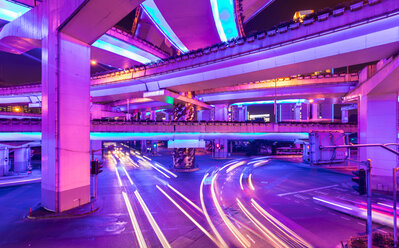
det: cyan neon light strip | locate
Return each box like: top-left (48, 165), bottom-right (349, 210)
top-left (0, 0), bottom-right (30, 22)
top-left (210, 0), bottom-right (239, 42)
top-left (93, 34), bottom-right (160, 64)
top-left (141, 0), bottom-right (189, 53)
top-left (0, 132), bottom-right (308, 141)
top-left (231, 99), bottom-right (306, 106)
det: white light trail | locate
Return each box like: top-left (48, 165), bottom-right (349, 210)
top-left (134, 191), bottom-right (171, 248)
top-left (167, 184), bottom-right (203, 213)
top-left (200, 173), bottom-right (228, 248)
top-left (211, 173), bottom-right (251, 248)
top-left (237, 198), bottom-right (287, 248)
top-left (156, 185), bottom-right (219, 246)
top-left (122, 191), bottom-right (148, 248)
top-left (251, 199), bottom-right (312, 248)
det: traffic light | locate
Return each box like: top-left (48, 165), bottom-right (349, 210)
top-left (352, 169), bottom-right (366, 195)
top-left (90, 160), bottom-right (96, 175)
top-left (97, 161), bottom-right (104, 174)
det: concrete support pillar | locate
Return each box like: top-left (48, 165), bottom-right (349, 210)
top-left (90, 140), bottom-right (102, 161)
top-left (294, 103), bottom-right (302, 121)
top-left (172, 94), bottom-right (197, 170)
top-left (214, 104), bottom-right (229, 121)
top-left (150, 110), bottom-right (156, 121)
top-left (319, 98), bottom-right (335, 121)
top-left (197, 110), bottom-right (203, 121)
top-left (359, 93), bottom-right (398, 188)
top-left (342, 109), bottom-right (349, 123)
top-left (238, 106), bottom-right (247, 122)
top-left (311, 103), bottom-right (319, 120)
top-left (213, 138), bottom-right (228, 158)
top-left (0, 147), bottom-right (9, 177)
top-left (41, 1), bottom-right (91, 212)
top-left (14, 147), bottom-right (30, 173)
top-left (141, 140), bottom-right (147, 153)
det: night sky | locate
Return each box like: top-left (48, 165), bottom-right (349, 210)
top-left (0, 0), bottom-right (351, 85)
top-left (245, 0), bottom-right (347, 34)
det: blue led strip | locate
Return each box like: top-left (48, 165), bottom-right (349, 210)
top-left (0, 132), bottom-right (308, 141)
top-left (0, 0), bottom-right (30, 22)
top-left (141, 0), bottom-right (189, 53)
top-left (93, 34), bottom-right (160, 64)
top-left (210, 0), bottom-right (239, 42)
top-left (231, 99), bottom-right (306, 106)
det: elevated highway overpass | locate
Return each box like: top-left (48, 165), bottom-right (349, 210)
top-left (88, 0), bottom-right (399, 101)
top-left (0, 119), bottom-right (356, 141)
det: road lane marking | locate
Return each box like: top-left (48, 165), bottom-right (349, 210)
top-left (341, 216), bottom-right (350, 221)
top-left (277, 185), bottom-right (339, 197)
top-left (358, 222), bottom-right (366, 226)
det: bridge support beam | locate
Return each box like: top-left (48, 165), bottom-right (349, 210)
top-left (359, 93), bottom-right (398, 189)
top-left (213, 104), bottom-right (229, 121)
top-left (41, 1), bottom-right (91, 212)
top-left (0, 147), bottom-right (9, 177)
top-left (14, 147), bottom-right (30, 173)
top-left (172, 96), bottom-right (197, 171)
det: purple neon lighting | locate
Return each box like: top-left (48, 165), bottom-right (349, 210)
top-left (141, 0), bottom-right (189, 53)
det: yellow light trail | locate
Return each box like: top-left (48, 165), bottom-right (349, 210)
top-left (154, 163), bottom-right (178, 178)
top-left (226, 161), bottom-right (246, 173)
top-left (200, 173), bottom-right (228, 248)
top-left (122, 191), bottom-right (148, 248)
top-left (167, 184), bottom-right (203, 213)
top-left (150, 164), bottom-right (171, 179)
top-left (121, 165), bottom-right (134, 185)
top-left (134, 190), bottom-right (171, 248)
top-left (240, 172), bottom-right (244, 191)
top-left (115, 168), bottom-right (123, 186)
top-left (156, 185), bottom-right (219, 246)
top-left (236, 198), bottom-right (287, 248)
top-left (251, 199), bottom-right (312, 248)
top-left (211, 173), bottom-right (251, 248)
top-left (248, 174), bottom-right (255, 191)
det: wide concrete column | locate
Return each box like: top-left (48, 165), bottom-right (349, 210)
top-left (0, 147), bottom-right (9, 177)
top-left (311, 103), bottom-right (319, 120)
top-left (150, 110), bottom-right (156, 121)
top-left (90, 140), bottom-right (102, 161)
top-left (14, 147), bottom-right (30, 173)
top-left (319, 98), bottom-right (335, 121)
top-left (359, 93), bottom-right (398, 187)
top-left (238, 106), bottom-right (247, 122)
top-left (41, 1), bottom-right (91, 212)
top-left (294, 103), bottom-right (302, 120)
top-left (214, 104), bottom-right (229, 121)
top-left (172, 94), bottom-right (197, 170)
top-left (213, 138), bottom-right (228, 158)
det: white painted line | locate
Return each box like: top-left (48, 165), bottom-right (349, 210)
top-left (246, 234), bottom-right (256, 244)
top-left (358, 222), bottom-right (366, 226)
top-left (341, 216), bottom-right (350, 221)
top-left (379, 229), bottom-right (388, 234)
top-left (277, 184), bottom-right (339, 197)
